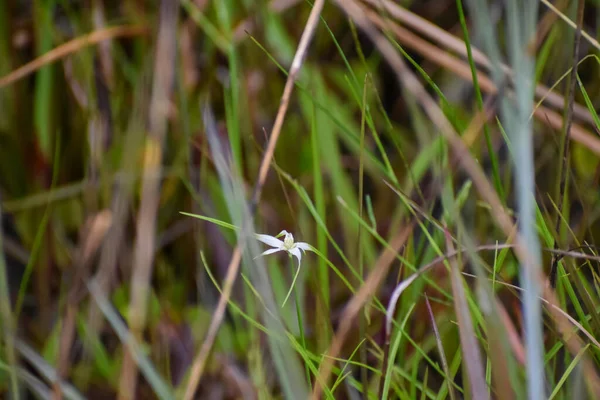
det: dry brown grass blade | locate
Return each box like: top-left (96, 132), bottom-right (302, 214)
top-left (380, 238), bottom-right (600, 382)
top-left (360, 3), bottom-right (600, 156)
top-left (91, 0), bottom-right (115, 87)
top-left (361, 0), bottom-right (594, 126)
top-left (233, 0), bottom-right (302, 42)
top-left (117, 1), bottom-right (178, 399)
top-left (540, 0), bottom-right (600, 51)
top-left (485, 306), bottom-right (515, 400)
top-left (470, 275), bottom-right (600, 351)
top-left (0, 25), bottom-right (147, 89)
top-left (182, 246), bottom-right (242, 400)
top-left (83, 126), bottom-right (146, 385)
top-left (534, 105), bottom-right (600, 156)
top-left (496, 298), bottom-right (526, 366)
top-left (52, 210), bottom-right (112, 400)
top-left (336, 0), bottom-right (600, 394)
top-left (182, 1), bottom-right (326, 398)
top-left (311, 223), bottom-right (414, 399)
top-left (534, 0), bottom-right (569, 51)
top-left (424, 295), bottom-right (456, 400)
top-left (550, 0), bottom-right (586, 287)
top-left (381, 243), bottom-right (518, 400)
top-left (444, 230), bottom-right (488, 400)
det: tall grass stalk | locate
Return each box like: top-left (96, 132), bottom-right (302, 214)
top-left (0, 202), bottom-right (19, 399)
top-left (465, 1), bottom-right (544, 397)
top-left (201, 105), bottom-right (309, 399)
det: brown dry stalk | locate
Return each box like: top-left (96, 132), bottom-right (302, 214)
top-left (52, 210), bottom-right (113, 400)
top-left (361, 4), bottom-right (600, 156)
top-left (182, 246), bottom-right (243, 400)
top-left (549, 0), bottom-right (585, 287)
top-left (0, 25), bottom-right (147, 88)
top-left (534, 0), bottom-right (570, 51)
top-left (424, 295), bottom-right (457, 400)
top-left (117, 1), bottom-right (178, 399)
top-left (444, 230), bottom-right (488, 400)
top-left (314, 0), bottom-right (600, 397)
top-left (182, 1), bottom-right (326, 398)
top-left (312, 222), bottom-right (414, 399)
top-left (92, 0), bottom-right (115, 87)
top-left (540, 0), bottom-right (600, 51)
top-left (361, 0), bottom-right (594, 125)
top-left (233, 0), bottom-right (303, 42)
top-left (383, 241), bottom-right (600, 379)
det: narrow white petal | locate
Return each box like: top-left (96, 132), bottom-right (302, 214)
top-left (289, 248), bottom-right (302, 267)
top-left (295, 242), bottom-right (312, 252)
top-left (259, 248), bottom-right (282, 257)
top-left (255, 234), bottom-right (283, 248)
top-left (276, 230), bottom-right (289, 238)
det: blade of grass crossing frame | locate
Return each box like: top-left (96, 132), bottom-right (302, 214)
top-left (425, 296), bottom-right (456, 400)
top-left (15, 134), bottom-right (62, 319)
top-left (343, 74), bottom-right (398, 185)
top-left (455, 0), bottom-right (504, 201)
top-left (444, 231), bottom-right (488, 399)
top-left (440, 175), bottom-right (520, 398)
top-left (472, 1), bottom-right (545, 396)
top-left (33, 0), bottom-right (56, 160)
top-left (542, 196), bottom-right (600, 335)
top-left (0, 202), bottom-right (18, 397)
top-left (180, 0), bottom-right (229, 52)
top-left (215, 0), bottom-right (243, 173)
top-left (203, 104), bottom-right (309, 399)
top-left (309, 80), bottom-right (331, 350)
top-left (294, 288), bottom-right (312, 389)
top-left (576, 74), bottom-right (600, 130)
top-left (381, 304), bottom-right (416, 400)
top-left (336, 194), bottom-right (453, 301)
top-left (87, 280), bottom-right (174, 399)
top-left (329, 339), bottom-right (367, 393)
top-left (358, 74), bottom-right (368, 394)
top-left (310, 74), bottom-right (372, 261)
top-left (548, 344), bottom-right (590, 400)
top-left (248, 33), bottom-right (392, 179)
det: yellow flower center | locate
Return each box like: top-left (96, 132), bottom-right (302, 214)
top-left (283, 233), bottom-right (294, 250)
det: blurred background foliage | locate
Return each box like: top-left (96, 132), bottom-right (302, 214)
top-left (0, 0), bottom-right (600, 399)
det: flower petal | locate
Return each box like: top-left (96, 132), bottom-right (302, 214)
top-left (289, 247), bottom-right (302, 267)
top-left (255, 248), bottom-right (282, 259)
top-left (255, 234), bottom-right (283, 248)
top-left (295, 242), bottom-right (312, 252)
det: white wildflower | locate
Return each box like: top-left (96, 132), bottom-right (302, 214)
top-left (255, 230), bottom-right (312, 267)
top-left (255, 230), bottom-right (313, 307)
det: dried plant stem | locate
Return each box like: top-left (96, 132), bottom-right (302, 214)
top-left (53, 211), bottom-right (112, 400)
top-left (0, 202), bottom-right (19, 399)
top-left (360, 0), bottom-right (594, 125)
top-left (117, 1), bottom-right (178, 399)
top-left (444, 230), bottom-right (488, 399)
top-left (360, 3), bottom-right (600, 156)
top-left (182, 1), bottom-right (325, 398)
top-left (0, 25), bottom-right (147, 88)
top-left (311, 223), bottom-right (414, 399)
top-left (314, 0), bottom-right (600, 397)
top-left (549, 0), bottom-right (585, 287)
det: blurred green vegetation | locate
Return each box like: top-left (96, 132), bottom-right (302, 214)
top-left (0, 0), bottom-right (599, 399)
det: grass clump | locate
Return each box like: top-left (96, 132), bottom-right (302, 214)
top-left (0, 1), bottom-right (599, 399)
